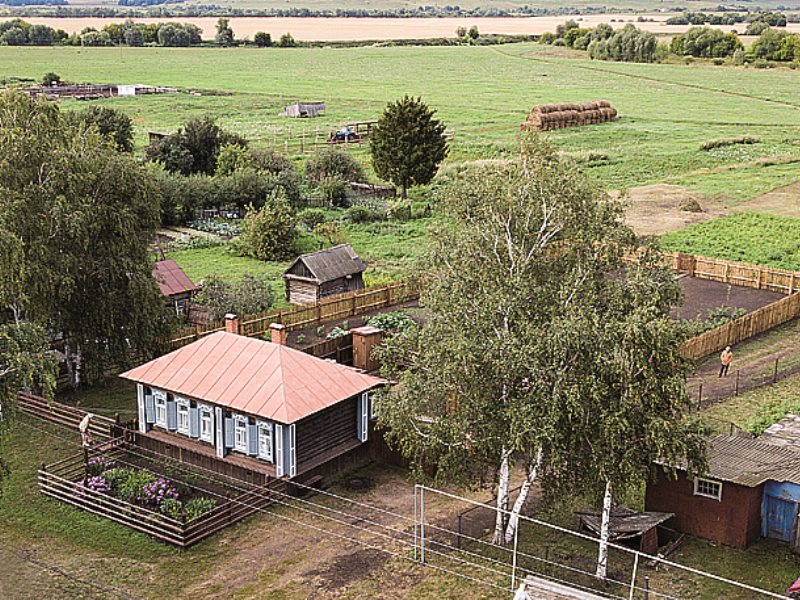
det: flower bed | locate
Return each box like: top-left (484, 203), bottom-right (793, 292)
top-left (76, 459), bottom-right (217, 525)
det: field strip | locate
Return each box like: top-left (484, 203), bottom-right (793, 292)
top-left (488, 46), bottom-right (800, 110)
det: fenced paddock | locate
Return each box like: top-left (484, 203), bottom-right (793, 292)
top-left (18, 392), bottom-right (115, 440)
top-left (167, 281), bottom-right (418, 352)
top-left (666, 252), bottom-right (800, 295)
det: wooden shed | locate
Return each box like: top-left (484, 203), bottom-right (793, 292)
top-left (283, 244), bottom-right (366, 305)
top-left (120, 329), bottom-right (384, 480)
top-left (280, 102), bottom-right (325, 118)
top-left (152, 259), bottom-right (199, 316)
top-left (646, 434), bottom-right (800, 549)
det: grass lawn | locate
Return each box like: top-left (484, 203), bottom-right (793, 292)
top-left (1, 44), bottom-right (799, 196)
top-left (659, 212), bottom-right (800, 271)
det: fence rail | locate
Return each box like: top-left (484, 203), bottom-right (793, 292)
top-left (167, 281), bottom-right (418, 352)
top-left (679, 292), bottom-right (800, 361)
top-left (18, 392), bottom-right (115, 439)
top-left (663, 252), bottom-right (799, 295)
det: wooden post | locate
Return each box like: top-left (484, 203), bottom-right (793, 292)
top-left (758, 267), bottom-right (763, 290)
top-left (774, 358), bottom-right (780, 383)
top-left (456, 514), bottom-right (462, 549)
top-left (734, 369), bottom-right (740, 396)
top-left (697, 383), bottom-right (703, 411)
top-left (644, 576), bottom-right (649, 600)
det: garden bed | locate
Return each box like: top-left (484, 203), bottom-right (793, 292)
top-left (38, 439), bottom-right (278, 547)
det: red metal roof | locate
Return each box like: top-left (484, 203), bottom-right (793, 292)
top-left (152, 259), bottom-right (198, 298)
top-left (119, 332), bottom-right (384, 424)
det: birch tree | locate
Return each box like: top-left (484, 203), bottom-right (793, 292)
top-left (375, 135), bottom-right (632, 544)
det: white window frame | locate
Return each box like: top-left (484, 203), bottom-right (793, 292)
top-left (199, 405), bottom-right (214, 443)
top-left (257, 422), bottom-right (273, 462)
top-left (694, 477), bottom-right (723, 501)
top-left (154, 390), bottom-right (167, 428)
top-left (176, 397), bottom-right (191, 435)
top-left (233, 415), bottom-right (249, 453)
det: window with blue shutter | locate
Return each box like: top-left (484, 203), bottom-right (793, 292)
top-left (224, 417), bottom-right (235, 448)
top-left (257, 421), bottom-right (273, 462)
top-left (274, 424), bottom-right (284, 477)
top-left (137, 384), bottom-right (147, 433)
top-left (215, 407), bottom-right (224, 458)
top-left (166, 398), bottom-right (178, 431)
top-left (248, 424), bottom-right (258, 456)
top-left (288, 424), bottom-right (296, 477)
top-left (356, 393), bottom-right (369, 443)
top-left (189, 407), bottom-right (200, 438)
top-left (145, 393), bottom-right (155, 424)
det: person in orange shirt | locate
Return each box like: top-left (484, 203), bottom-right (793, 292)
top-left (719, 346), bottom-right (733, 377)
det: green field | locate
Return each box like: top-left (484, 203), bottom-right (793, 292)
top-left (660, 212), bottom-right (800, 271)
top-left (2, 44), bottom-right (800, 195)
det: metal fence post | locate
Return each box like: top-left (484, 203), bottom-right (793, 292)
top-left (420, 486), bottom-right (426, 563)
top-left (413, 484), bottom-right (418, 561)
top-left (628, 552), bottom-right (639, 600)
top-left (644, 575), bottom-right (649, 600)
top-left (511, 519), bottom-right (519, 591)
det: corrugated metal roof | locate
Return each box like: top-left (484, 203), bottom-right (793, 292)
top-left (152, 259), bottom-right (198, 298)
top-left (284, 244), bottom-right (366, 283)
top-left (119, 332), bottom-right (384, 424)
top-left (759, 414), bottom-right (800, 449)
top-left (701, 435), bottom-right (800, 487)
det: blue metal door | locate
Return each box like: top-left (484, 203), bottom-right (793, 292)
top-left (763, 494), bottom-right (798, 542)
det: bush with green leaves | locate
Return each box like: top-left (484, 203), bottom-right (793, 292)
top-left (670, 27), bottom-right (743, 58)
top-left (160, 498), bottom-right (184, 522)
top-left (588, 24), bottom-right (658, 63)
top-left (238, 191), bottom-right (298, 261)
top-left (116, 469), bottom-right (158, 504)
top-left (194, 273), bottom-right (276, 319)
top-left (68, 106), bottom-right (134, 153)
top-left (299, 208), bottom-right (326, 231)
top-left (305, 147), bottom-right (366, 186)
top-left (313, 220), bottom-right (348, 246)
top-left (366, 311), bottom-right (417, 333)
top-left (184, 497), bottom-right (218, 521)
top-left (699, 136), bottom-right (760, 151)
top-left (346, 205), bottom-right (385, 223)
top-left (319, 175), bottom-right (349, 208)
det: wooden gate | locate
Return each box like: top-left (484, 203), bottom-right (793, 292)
top-left (763, 494), bottom-right (798, 542)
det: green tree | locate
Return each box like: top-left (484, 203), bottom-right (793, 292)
top-left (305, 146), bottom-right (366, 186)
top-left (0, 91), bottom-right (165, 386)
top-left (68, 105), bottom-right (134, 152)
top-left (371, 96), bottom-right (448, 199)
top-left (238, 191), bottom-right (298, 261)
top-left (278, 32), bottom-right (296, 48)
top-left (374, 136), bottom-right (706, 550)
top-left (216, 142), bottom-right (252, 176)
top-left (194, 274), bottom-right (275, 320)
top-left (254, 31), bottom-right (272, 47)
top-left (215, 17), bottom-right (235, 47)
top-left (467, 25), bottom-right (479, 40)
top-left (41, 71), bottom-right (60, 86)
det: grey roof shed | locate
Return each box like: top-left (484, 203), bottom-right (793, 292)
top-left (284, 244), bottom-right (366, 283)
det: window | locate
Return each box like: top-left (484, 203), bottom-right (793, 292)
top-left (154, 390), bottom-right (167, 428)
top-left (234, 415), bottom-right (248, 453)
top-left (694, 478), bottom-right (722, 501)
top-left (176, 398), bottom-right (190, 434)
top-left (257, 423), bottom-right (273, 462)
top-left (199, 406), bottom-right (213, 443)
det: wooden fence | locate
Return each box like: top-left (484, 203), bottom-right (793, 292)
top-left (167, 281), bottom-right (418, 352)
top-left (18, 392), bottom-right (116, 439)
top-left (38, 440), bottom-right (282, 547)
top-left (679, 291), bottom-right (800, 361)
top-left (662, 252), bottom-right (799, 295)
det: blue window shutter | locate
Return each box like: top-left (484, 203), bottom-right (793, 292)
top-left (248, 424), bottom-right (258, 456)
top-left (274, 424), bottom-right (284, 477)
top-left (215, 407), bottom-right (224, 457)
top-left (224, 417), bottom-right (235, 448)
top-left (166, 399), bottom-right (177, 430)
top-left (145, 394), bottom-right (155, 424)
top-left (189, 407), bottom-right (200, 437)
top-left (288, 424), bottom-right (296, 477)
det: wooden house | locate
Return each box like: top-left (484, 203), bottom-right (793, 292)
top-left (152, 259), bottom-right (199, 316)
top-left (120, 324), bottom-right (384, 480)
top-left (283, 244), bottom-right (366, 305)
top-left (646, 434), bottom-right (800, 549)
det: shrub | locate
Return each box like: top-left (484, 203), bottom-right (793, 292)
top-left (184, 497), bottom-right (218, 521)
top-left (299, 207), bottom-right (326, 231)
top-left (194, 273), bottom-right (275, 319)
top-left (142, 477), bottom-right (179, 508)
top-left (160, 498), bottom-right (184, 522)
top-left (411, 201), bottom-right (432, 219)
top-left (388, 201), bottom-right (412, 221)
top-left (346, 205), bottom-right (385, 223)
top-left (254, 31), bottom-right (272, 47)
top-left (699, 136), bottom-right (760, 151)
top-left (101, 467), bottom-right (133, 492)
top-left (87, 456), bottom-right (114, 477)
top-left (117, 470), bottom-right (158, 504)
top-left (539, 32), bottom-right (556, 44)
top-left (78, 476), bottom-right (111, 495)
top-left (278, 32), bottom-right (296, 47)
top-left (305, 147), bottom-right (366, 185)
top-left (238, 191), bottom-right (298, 260)
top-left (320, 175), bottom-right (349, 208)
top-left (366, 311), bottom-right (417, 333)
top-left (313, 220), bottom-right (348, 246)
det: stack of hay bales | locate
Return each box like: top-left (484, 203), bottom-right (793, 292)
top-left (521, 100), bottom-right (618, 131)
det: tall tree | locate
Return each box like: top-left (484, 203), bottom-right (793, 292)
top-left (215, 17), bottom-right (235, 47)
top-left (375, 135), bottom-right (706, 550)
top-left (68, 105), bottom-right (135, 152)
top-left (371, 96), bottom-right (447, 199)
top-left (0, 90), bottom-right (166, 386)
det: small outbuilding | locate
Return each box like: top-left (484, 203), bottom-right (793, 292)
top-left (283, 244), bottom-right (366, 305)
top-left (280, 102), bottom-right (326, 118)
top-left (646, 434), bottom-right (800, 549)
top-left (152, 259), bottom-right (199, 316)
top-left (577, 506), bottom-right (673, 555)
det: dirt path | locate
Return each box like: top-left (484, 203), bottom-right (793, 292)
top-left (687, 318), bottom-right (800, 408)
top-left (736, 181), bottom-right (800, 219)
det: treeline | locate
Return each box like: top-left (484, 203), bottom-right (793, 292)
top-left (0, 18), bottom-right (202, 46)
top-left (542, 22), bottom-right (660, 63)
top-left (666, 10), bottom-right (791, 27)
top-left (0, 0), bottom-right (65, 5)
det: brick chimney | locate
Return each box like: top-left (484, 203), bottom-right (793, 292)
top-left (270, 323), bottom-right (286, 345)
top-left (351, 326), bottom-right (384, 372)
top-left (224, 313), bottom-right (239, 335)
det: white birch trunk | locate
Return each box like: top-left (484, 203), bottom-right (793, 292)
top-left (492, 451), bottom-right (510, 545)
top-left (595, 480), bottom-right (613, 580)
top-left (504, 448), bottom-right (542, 544)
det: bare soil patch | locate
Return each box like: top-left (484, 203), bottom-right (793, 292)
top-left (736, 181), bottom-right (800, 219)
top-left (617, 184), bottom-right (727, 237)
top-left (673, 276), bottom-right (784, 321)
